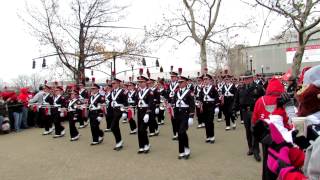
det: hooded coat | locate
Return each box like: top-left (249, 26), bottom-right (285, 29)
top-left (252, 78), bottom-right (285, 124)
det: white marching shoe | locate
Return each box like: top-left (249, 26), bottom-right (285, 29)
top-left (225, 126), bottom-right (231, 131)
top-left (91, 136), bottom-right (103, 145)
top-left (184, 148), bottom-right (191, 159)
top-left (130, 129), bottom-right (137, 134)
top-left (217, 119), bottom-right (222, 122)
top-left (209, 137), bottom-right (215, 144)
top-left (70, 134), bottom-right (80, 141)
top-left (53, 129), bottom-right (65, 138)
top-left (43, 127), bottom-right (54, 135)
top-left (113, 141), bottom-right (123, 151)
top-left (144, 144), bottom-right (150, 153)
top-left (104, 128), bottom-right (111, 132)
top-left (172, 134), bottom-right (178, 140)
top-left (232, 122), bottom-right (237, 130)
top-left (178, 153), bottom-right (185, 159)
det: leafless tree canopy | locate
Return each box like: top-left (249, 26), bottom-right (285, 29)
top-left (11, 74), bottom-right (47, 90)
top-left (147, 0), bottom-right (251, 72)
top-left (252, 0), bottom-right (320, 77)
top-left (22, 0), bottom-right (148, 83)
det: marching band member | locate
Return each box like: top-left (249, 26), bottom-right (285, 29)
top-left (52, 86), bottom-right (67, 138)
top-left (67, 90), bottom-right (81, 141)
top-left (127, 80), bottom-right (137, 134)
top-left (78, 83), bottom-right (89, 128)
top-left (88, 84), bottom-right (105, 145)
top-left (199, 73), bottom-right (219, 144)
top-left (156, 79), bottom-right (166, 125)
top-left (108, 78), bottom-right (128, 151)
top-left (136, 75), bottom-right (153, 154)
top-left (173, 75), bottom-right (195, 159)
top-left (147, 78), bottom-right (159, 137)
top-left (222, 74), bottom-right (238, 130)
top-left (216, 77), bottom-right (225, 122)
top-left (104, 83), bottom-right (113, 132)
top-left (40, 84), bottom-right (54, 135)
top-left (195, 73), bottom-right (205, 128)
top-left (187, 78), bottom-right (194, 91)
top-left (165, 68), bottom-right (180, 140)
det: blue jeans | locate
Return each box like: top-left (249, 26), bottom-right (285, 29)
top-left (13, 112), bottom-right (22, 132)
top-left (21, 107), bottom-right (29, 128)
top-left (0, 115), bottom-right (3, 130)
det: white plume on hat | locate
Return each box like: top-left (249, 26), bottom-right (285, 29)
top-left (303, 65), bottom-right (320, 87)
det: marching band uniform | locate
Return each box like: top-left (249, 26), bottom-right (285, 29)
top-left (88, 84), bottom-right (105, 145)
top-left (127, 82), bottom-right (137, 134)
top-left (136, 76), bottom-right (154, 153)
top-left (40, 85), bottom-right (54, 135)
top-left (104, 85), bottom-right (113, 132)
top-left (166, 72), bottom-right (180, 140)
top-left (217, 80), bottom-right (225, 121)
top-left (222, 75), bottom-right (238, 130)
top-left (187, 80), bottom-right (195, 92)
top-left (78, 84), bottom-right (89, 128)
top-left (108, 79), bottom-right (128, 150)
top-left (156, 81), bottom-right (166, 125)
top-left (173, 76), bottom-right (195, 159)
top-left (67, 90), bottom-right (82, 141)
top-left (52, 86), bottom-right (67, 138)
top-left (148, 79), bottom-right (159, 137)
top-left (195, 76), bottom-right (205, 128)
top-left (199, 74), bottom-right (219, 143)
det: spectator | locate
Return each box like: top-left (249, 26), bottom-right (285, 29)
top-left (252, 77), bottom-right (285, 180)
top-left (18, 88), bottom-right (30, 129)
top-left (7, 93), bottom-right (24, 132)
top-left (0, 94), bottom-right (8, 131)
top-left (29, 86), bottom-right (45, 127)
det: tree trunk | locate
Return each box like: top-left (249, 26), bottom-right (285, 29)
top-left (75, 67), bottom-right (85, 84)
top-left (200, 42), bottom-right (208, 73)
top-left (77, 23), bottom-right (86, 84)
top-left (291, 33), bottom-right (305, 78)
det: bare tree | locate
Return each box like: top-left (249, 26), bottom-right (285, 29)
top-left (253, 0), bottom-right (320, 77)
top-left (12, 75), bottom-right (30, 89)
top-left (29, 73), bottom-right (47, 91)
top-left (22, 0), bottom-right (148, 83)
top-left (148, 0), bottom-right (250, 73)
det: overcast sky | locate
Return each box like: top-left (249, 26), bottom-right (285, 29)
top-left (0, 0), bottom-right (285, 84)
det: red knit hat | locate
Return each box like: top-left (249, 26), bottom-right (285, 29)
top-left (288, 147), bottom-right (305, 168)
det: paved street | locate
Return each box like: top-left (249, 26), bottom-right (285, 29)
top-left (0, 118), bottom-right (261, 180)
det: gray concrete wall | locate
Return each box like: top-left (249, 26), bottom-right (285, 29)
top-left (230, 38), bottom-right (320, 75)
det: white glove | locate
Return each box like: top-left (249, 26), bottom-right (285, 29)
top-left (122, 113), bottom-right (127, 119)
top-left (143, 114), bottom-right (149, 123)
top-left (214, 107), bottom-right (219, 114)
top-left (97, 116), bottom-right (103, 122)
top-left (155, 108), bottom-right (160, 114)
top-left (188, 118), bottom-right (194, 126)
top-left (60, 112), bottom-right (64, 117)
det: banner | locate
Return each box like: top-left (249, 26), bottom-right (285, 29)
top-left (286, 45), bottom-right (320, 64)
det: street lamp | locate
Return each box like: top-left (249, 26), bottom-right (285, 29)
top-left (155, 59), bottom-right (159, 67)
top-left (112, 52), bottom-right (116, 79)
top-left (131, 65), bottom-right (134, 80)
top-left (42, 58), bottom-right (46, 68)
top-left (32, 60), bottom-right (36, 69)
top-left (249, 55), bottom-right (253, 75)
top-left (142, 58), bottom-right (146, 66)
